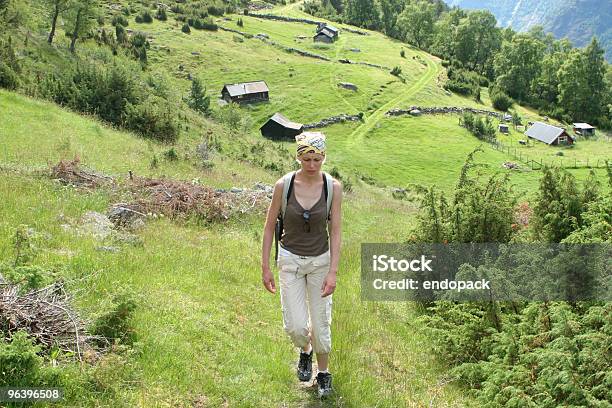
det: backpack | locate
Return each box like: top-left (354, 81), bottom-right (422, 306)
top-left (274, 171), bottom-right (334, 262)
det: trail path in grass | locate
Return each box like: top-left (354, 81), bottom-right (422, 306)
top-left (329, 36), bottom-right (357, 112)
top-left (347, 50), bottom-right (440, 147)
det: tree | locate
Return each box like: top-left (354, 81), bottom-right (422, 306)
top-left (379, 0), bottom-right (403, 38)
top-left (397, 1), bottom-right (435, 49)
top-left (453, 10), bottom-right (501, 75)
top-left (187, 78), bottom-right (210, 115)
top-left (430, 8), bottom-right (465, 59)
top-left (343, 0), bottom-right (381, 30)
top-left (66, 0), bottom-right (99, 53)
top-left (494, 34), bottom-right (545, 102)
top-left (45, 0), bottom-right (70, 44)
top-left (558, 38), bottom-right (606, 123)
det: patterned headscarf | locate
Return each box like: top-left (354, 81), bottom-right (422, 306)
top-left (295, 132), bottom-right (326, 157)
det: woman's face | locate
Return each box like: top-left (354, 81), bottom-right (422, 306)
top-left (298, 152), bottom-right (325, 174)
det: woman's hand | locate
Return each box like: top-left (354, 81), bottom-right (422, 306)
top-left (262, 265), bottom-right (276, 294)
top-left (321, 271), bottom-right (336, 297)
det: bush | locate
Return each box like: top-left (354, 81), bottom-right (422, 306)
top-left (400, 49), bottom-right (405, 58)
top-left (90, 291), bottom-right (138, 345)
top-left (140, 10), bottom-right (153, 23)
top-left (155, 7), bottom-right (167, 21)
top-left (115, 24), bottom-right (127, 43)
top-left (181, 23), bottom-right (191, 34)
top-left (0, 331), bottom-right (43, 386)
top-left (187, 78), bottom-right (210, 115)
top-left (207, 5), bottom-right (224, 16)
top-left (0, 61), bottom-right (20, 90)
top-left (490, 88), bottom-right (513, 111)
top-left (134, 15), bottom-right (143, 23)
top-left (164, 147), bottom-right (178, 161)
top-left (237, 17), bottom-right (243, 27)
top-left (111, 14), bottom-right (129, 27)
top-left (444, 79), bottom-right (474, 95)
top-left (124, 97), bottom-right (179, 142)
top-left (390, 66), bottom-right (402, 76)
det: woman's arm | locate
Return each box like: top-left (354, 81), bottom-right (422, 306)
top-left (321, 179), bottom-right (342, 297)
top-left (261, 179), bottom-right (284, 294)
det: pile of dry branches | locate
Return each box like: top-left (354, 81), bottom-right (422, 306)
top-left (51, 158), bottom-right (114, 188)
top-left (128, 177), bottom-right (230, 222)
top-left (0, 281), bottom-right (91, 361)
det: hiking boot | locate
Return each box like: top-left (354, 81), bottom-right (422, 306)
top-left (297, 350), bottom-right (313, 382)
top-left (316, 372), bottom-right (333, 398)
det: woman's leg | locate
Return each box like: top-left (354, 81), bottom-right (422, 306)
top-left (279, 263), bottom-right (310, 350)
top-left (305, 255), bottom-right (333, 370)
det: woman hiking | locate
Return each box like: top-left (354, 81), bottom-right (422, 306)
top-left (261, 132), bottom-right (342, 398)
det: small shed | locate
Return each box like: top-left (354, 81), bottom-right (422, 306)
top-left (316, 23), bottom-right (339, 39)
top-left (314, 28), bottom-right (335, 43)
top-left (221, 80), bottom-right (269, 104)
top-left (573, 123), bottom-right (596, 136)
top-left (525, 122), bottom-right (574, 146)
top-left (260, 113), bottom-right (304, 140)
top-left (499, 124), bottom-right (509, 134)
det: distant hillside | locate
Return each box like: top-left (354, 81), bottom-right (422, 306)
top-left (447, 0), bottom-right (612, 61)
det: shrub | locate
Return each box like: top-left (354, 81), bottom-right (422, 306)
top-left (124, 97), bottom-right (179, 142)
top-left (181, 23), bottom-right (190, 33)
top-left (164, 147), bottom-right (178, 161)
top-left (134, 15), bottom-right (143, 23)
top-left (0, 264), bottom-right (53, 293)
top-left (490, 88), bottom-right (513, 111)
top-left (187, 78), bottom-right (210, 115)
top-left (400, 49), bottom-right (405, 58)
top-left (90, 291), bottom-right (138, 345)
top-left (140, 10), bottom-right (153, 23)
top-left (0, 61), bottom-right (20, 90)
top-left (390, 66), bottom-right (402, 76)
top-left (155, 7), bottom-right (167, 21)
top-left (111, 14), bottom-right (129, 27)
top-left (115, 24), bottom-right (127, 43)
top-left (207, 5), bottom-right (224, 16)
top-left (444, 79), bottom-right (474, 95)
top-left (237, 17), bottom-right (243, 27)
top-left (0, 331), bottom-right (43, 386)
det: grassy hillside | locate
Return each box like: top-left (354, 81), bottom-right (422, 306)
top-left (1, 90), bottom-right (469, 406)
top-left (1, 0), bottom-right (610, 406)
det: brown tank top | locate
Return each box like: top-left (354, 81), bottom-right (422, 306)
top-left (280, 182), bottom-right (329, 256)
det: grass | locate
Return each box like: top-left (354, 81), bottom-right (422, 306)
top-left (1, 1), bottom-right (610, 405)
top-left (0, 155), bottom-right (470, 407)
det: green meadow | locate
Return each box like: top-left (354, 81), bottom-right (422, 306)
top-left (1, 0), bottom-right (610, 406)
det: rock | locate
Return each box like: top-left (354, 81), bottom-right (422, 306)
top-left (230, 187), bottom-right (244, 193)
top-left (349, 48), bottom-right (360, 52)
top-left (191, 51), bottom-right (200, 56)
top-left (255, 33), bottom-right (269, 39)
top-left (409, 109), bottom-right (421, 116)
top-left (79, 211), bottom-right (113, 241)
top-left (253, 182), bottom-right (273, 193)
top-left (96, 246), bottom-right (120, 253)
top-left (503, 162), bottom-right (520, 170)
top-left (215, 188), bottom-right (227, 193)
top-left (338, 58), bottom-right (351, 64)
top-left (178, 64), bottom-right (184, 71)
top-left (338, 82), bottom-right (358, 91)
top-left (108, 205), bottom-right (146, 228)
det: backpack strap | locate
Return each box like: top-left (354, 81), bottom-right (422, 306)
top-left (323, 171), bottom-right (333, 221)
top-left (280, 171), bottom-right (296, 219)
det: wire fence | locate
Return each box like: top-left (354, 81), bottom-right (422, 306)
top-left (489, 140), bottom-right (610, 170)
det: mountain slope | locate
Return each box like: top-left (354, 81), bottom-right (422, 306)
top-left (448, 0), bottom-right (612, 61)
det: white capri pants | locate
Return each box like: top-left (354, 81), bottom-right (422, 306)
top-left (277, 246), bottom-right (332, 354)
